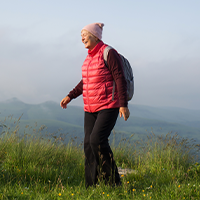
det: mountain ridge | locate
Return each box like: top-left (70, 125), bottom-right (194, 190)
top-left (0, 98), bottom-right (200, 144)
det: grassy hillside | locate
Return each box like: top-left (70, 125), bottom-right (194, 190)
top-left (0, 117), bottom-right (84, 145)
top-left (0, 125), bottom-right (200, 199)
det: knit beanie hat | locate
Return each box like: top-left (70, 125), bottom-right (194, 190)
top-left (82, 23), bottom-right (104, 40)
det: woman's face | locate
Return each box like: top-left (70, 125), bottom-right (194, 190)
top-left (81, 30), bottom-right (98, 50)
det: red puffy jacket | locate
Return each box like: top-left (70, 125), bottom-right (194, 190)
top-left (82, 43), bottom-right (120, 113)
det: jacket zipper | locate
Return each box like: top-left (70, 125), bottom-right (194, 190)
top-left (87, 59), bottom-right (92, 112)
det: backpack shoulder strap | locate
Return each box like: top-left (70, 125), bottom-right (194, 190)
top-left (103, 45), bottom-right (115, 101)
top-left (103, 45), bottom-right (113, 67)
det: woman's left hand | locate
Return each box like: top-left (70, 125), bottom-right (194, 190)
top-left (119, 107), bottom-right (130, 121)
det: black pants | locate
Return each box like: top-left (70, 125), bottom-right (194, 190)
top-left (84, 108), bottom-right (121, 187)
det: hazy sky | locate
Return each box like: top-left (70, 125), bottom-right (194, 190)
top-left (1, 0), bottom-right (200, 110)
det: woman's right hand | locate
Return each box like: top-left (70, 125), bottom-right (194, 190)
top-left (60, 96), bottom-right (71, 109)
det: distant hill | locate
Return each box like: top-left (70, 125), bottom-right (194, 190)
top-left (0, 98), bottom-right (200, 144)
top-left (128, 104), bottom-right (200, 129)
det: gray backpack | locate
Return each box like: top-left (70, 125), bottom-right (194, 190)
top-left (103, 46), bottom-right (134, 101)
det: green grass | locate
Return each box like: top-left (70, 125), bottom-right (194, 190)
top-left (0, 119), bottom-right (200, 199)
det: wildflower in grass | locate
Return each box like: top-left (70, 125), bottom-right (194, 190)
top-left (133, 189), bottom-right (135, 192)
top-left (21, 192), bottom-right (23, 194)
top-left (178, 185), bottom-right (181, 188)
top-left (58, 193), bottom-right (61, 196)
top-left (127, 181), bottom-right (129, 184)
top-left (146, 185), bottom-right (153, 189)
top-left (107, 194), bottom-right (109, 197)
top-left (71, 193), bottom-right (74, 196)
top-left (103, 192), bottom-right (105, 194)
top-left (150, 197), bottom-right (152, 199)
top-left (143, 194), bottom-right (146, 197)
top-left (142, 190), bottom-right (145, 192)
top-left (121, 174), bottom-right (124, 177)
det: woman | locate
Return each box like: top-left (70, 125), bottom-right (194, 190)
top-left (60, 23), bottom-right (130, 187)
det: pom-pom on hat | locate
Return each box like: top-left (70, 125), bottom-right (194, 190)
top-left (82, 23), bottom-right (104, 40)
